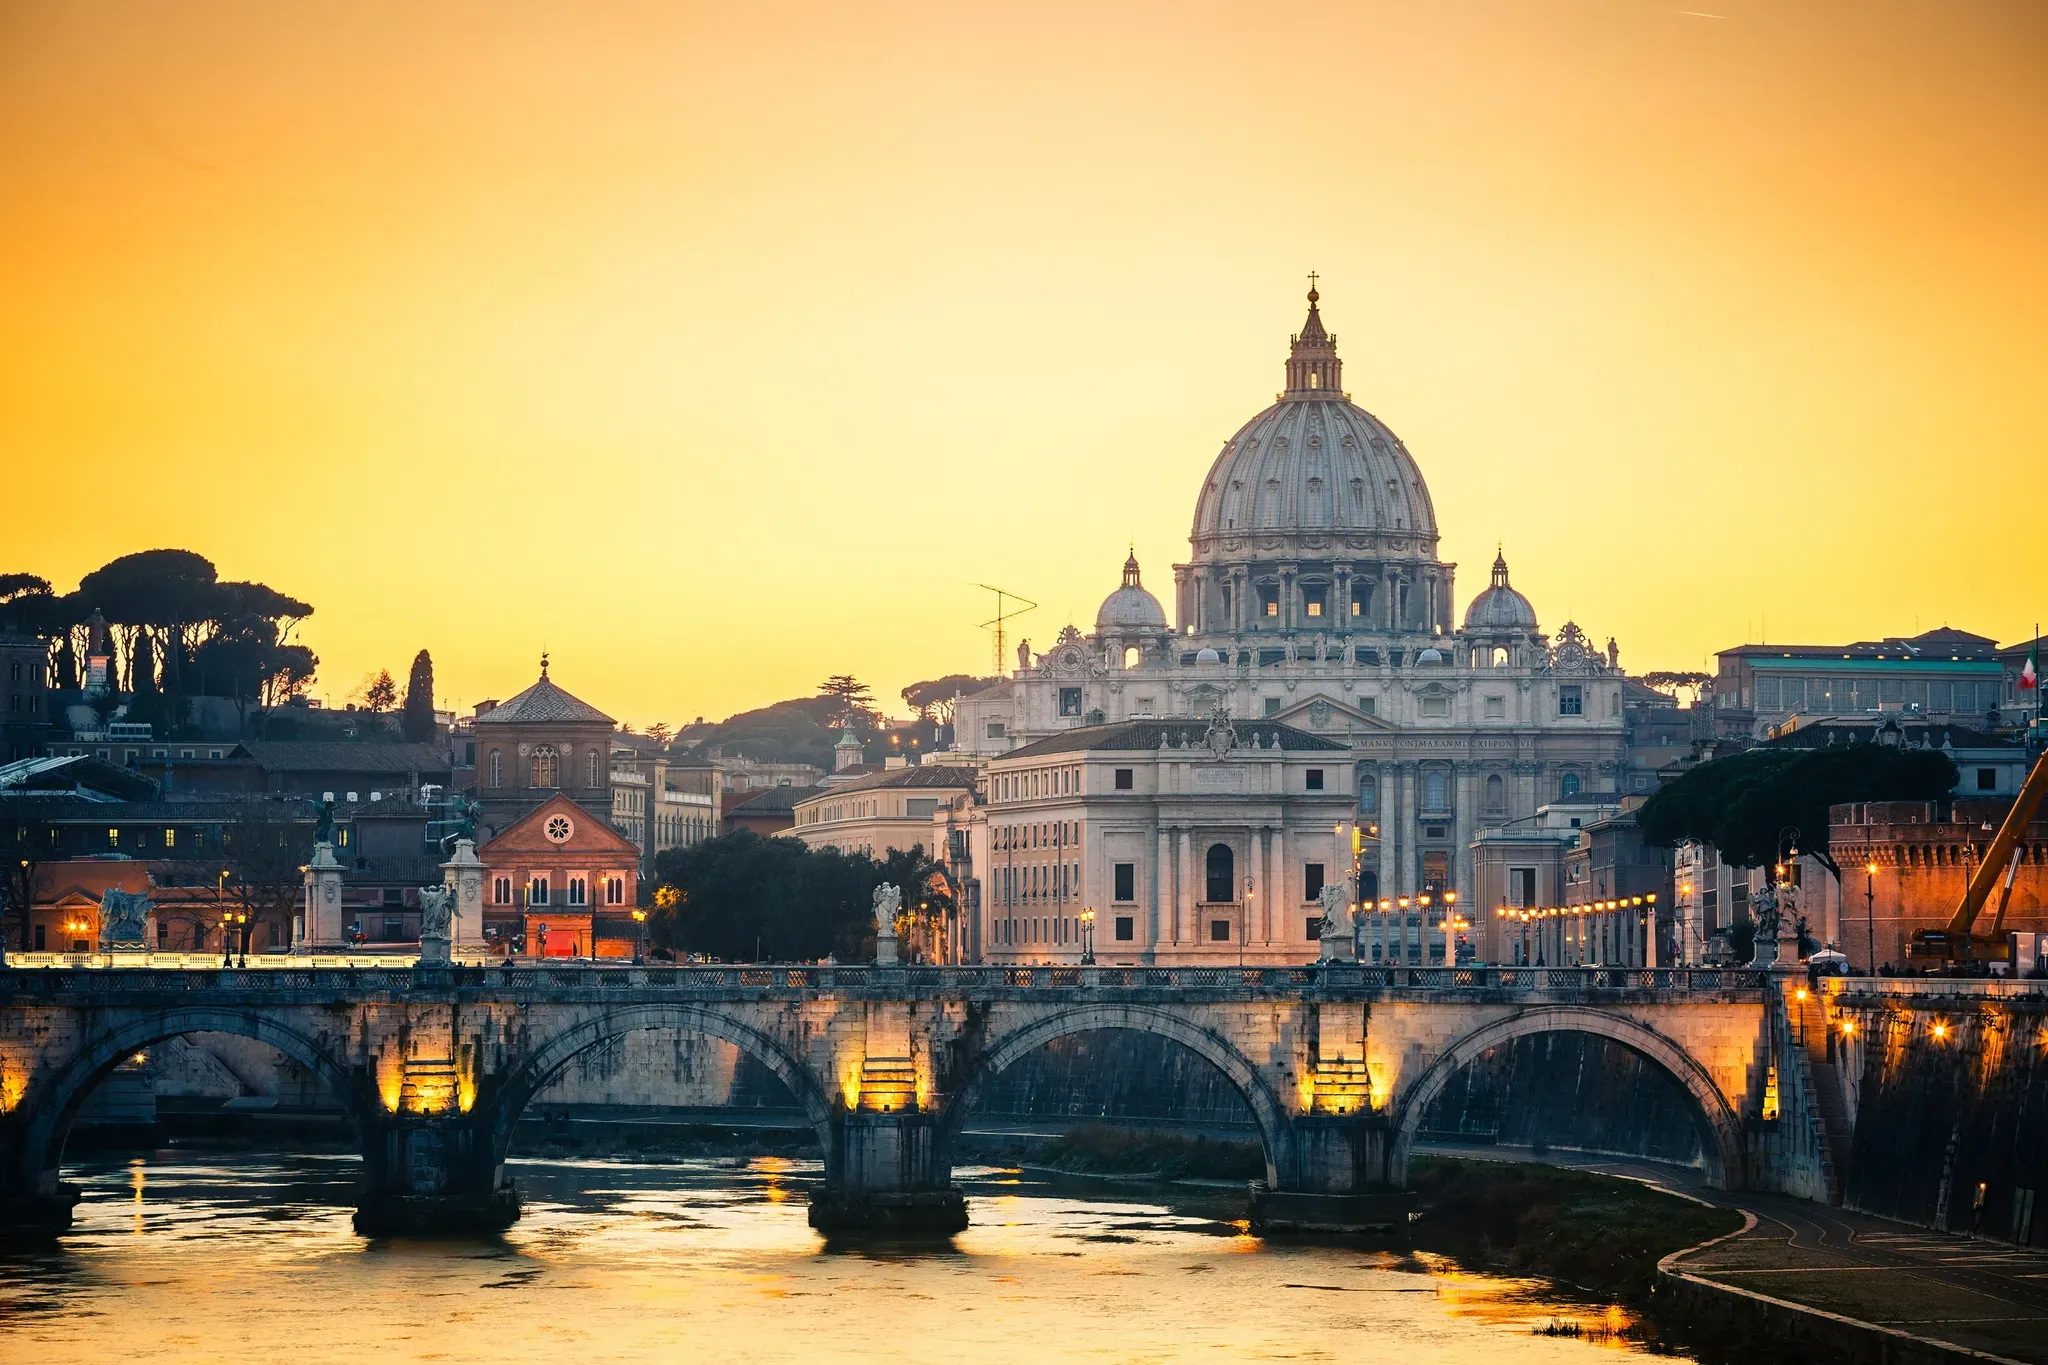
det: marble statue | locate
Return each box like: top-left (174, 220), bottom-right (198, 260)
top-left (98, 888), bottom-right (153, 950)
top-left (1316, 883), bottom-right (1348, 959)
top-left (873, 883), bottom-right (902, 938)
top-left (309, 797), bottom-right (337, 846)
top-left (418, 885), bottom-right (451, 941)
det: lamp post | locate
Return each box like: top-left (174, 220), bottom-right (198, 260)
top-left (1864, 860), bottom-right (1878, 976)
top-left (1441, 890), bottom-right (1459, 966)
top-left (1240, 875), bottom-right (1253, 969)
top-left (1080, 907), bottom-right (1095, 965)
top-left (631, 908), bottom-right (647, 965)
top-left (1397, 896), bottom-right (1411, 965)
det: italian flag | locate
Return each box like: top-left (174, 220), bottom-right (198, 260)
top-left (2024, 639), bottom-right (2039, 691)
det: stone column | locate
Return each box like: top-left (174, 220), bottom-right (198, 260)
top-left (300, 842), bottom-right (346, 951)
top-left (1154, 825), bottom-right (1171, 951)
top-left (1261, 826), bottom-right (1277, 945)
top-left (1177, 828), bottom-right (1194, 947)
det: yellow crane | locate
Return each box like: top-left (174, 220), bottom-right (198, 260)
top-left (1909, 748), bottom-right (2048, 964)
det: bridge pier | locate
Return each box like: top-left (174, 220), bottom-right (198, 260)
top-left (809, 1110), bottom-right (967, 1236)
top-left (354, 1112), bottom-right (519, 1237)
top-left (1251, 1114), bottom-right (1416, 1234)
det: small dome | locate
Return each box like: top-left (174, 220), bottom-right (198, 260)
top-left (1195, 646), bottom-right (1222, 664)
top-left (1416, 647), bottom-right (1445, 664)
top-left (1095, 551), bottom-right (1168, 632)
top-left (1463, 549), bottom-right (1539, 633)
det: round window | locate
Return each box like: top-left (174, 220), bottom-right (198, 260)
top-left (544, 814), bottom-right (574, 844)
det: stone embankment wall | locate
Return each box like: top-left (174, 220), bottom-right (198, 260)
top-left (1836, 982), bottom-right (2048, 1240)
top-left (1416, 1030), bottom-right (1705, 1165)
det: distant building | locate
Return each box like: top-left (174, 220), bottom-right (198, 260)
top-left (1468, 797), bottom-right (1622, 965)
top-left (0, 633), bottom-right (53, 764)
top-left (609, 745), bottom-right (718, 887)
top-left (475, 792), bottom-right (641, 958)
top-left (721, 785), bottom-right (818, 837)
top-left (791, 765), bottom-right (979, 859)
top-left (1831, 796), bottom-right (2048, 973)
top-left (468, 659), bottom-right (615, 843)
top-left (1710, 627), bottom-right (2006, 740)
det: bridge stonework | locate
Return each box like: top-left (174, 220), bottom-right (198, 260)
top-left (0, 964), bottom-right (1798, 1236)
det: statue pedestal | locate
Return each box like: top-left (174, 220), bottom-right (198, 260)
top-left (301, 842), bottom-right (347, 950)
top-left (441, 839), bottom-right (488, 959)
top-left (417, 934), bottom-right (451, 966)
top-left (875, 932), bottom-right (900, 967)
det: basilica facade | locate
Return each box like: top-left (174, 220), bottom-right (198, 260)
top-left (954, 287), bottom-right (1631, 952)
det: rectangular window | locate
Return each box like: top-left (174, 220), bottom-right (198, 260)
top-left (986, 720), bottom-right (1006, 739)
top-left (1306, 916), bottom-right (1322, 941)
top-left (1978, 767), bottom-right (1998, 791)
top-left (906, 798), bottom-right (938, 820)
top-left (1210, 918), bottom-right (1231, 942)
top-left (1059, 687), bottom-right (1083, 717)
top-left (108, 828), bottom-right (119, 848)
top-left (1512, 867), bottom-right (1536, 908)
top-left (1306, 768), bottom-right (1324, 790)
top-left (1420, 696), bottom-right (1449, 718)
top-left (1351, 598), bottom-right (1363, 617)
top-left (163, 828), bottom-right (176, 849)
top-left (1264, 697), bottom-right (1280, 716)
top-left (1559, 685), bottom-right (1583, 716)
top-left (1114, 915), bottom-right (1134, 942)
top-left (1360, 698), bottom-right (1376, 715)
top-left (1483, 696), bottom-right (1505, 720)
top-left (35, 925), bottom-right (46, 950)
top-left (1756, 677), bottom-right (1781, 710)
top-left (383, 888), bottom-right (402, 905)
top-left (1305, 863), bottom-right (1326, 900)
top-left (1114, 863), bottom-right (1136, 902)
top-left (1260, 586), bottom-right (1279, 617)
top-left (1304, 588), bottom-right (1325, 618)
top-left (1114, 768), bottom-right (1133, 790)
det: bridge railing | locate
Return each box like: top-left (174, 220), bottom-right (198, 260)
top-left (0, 963), bottom-right (1769, 995)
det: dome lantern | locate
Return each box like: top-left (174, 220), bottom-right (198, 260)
top-left (1284, 276), bottom-right (1343, 398)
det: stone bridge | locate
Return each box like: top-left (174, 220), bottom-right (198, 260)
top-left (0, 963), bottom-right (1789, 1236)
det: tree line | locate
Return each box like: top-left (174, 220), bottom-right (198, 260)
top-left (649, 829), bottom-right (953, 963)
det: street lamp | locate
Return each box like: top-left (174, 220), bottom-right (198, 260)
top-left (631, 908), bottom-right (648, 965)
top-left (1241, 875), bottom-right (1254, 969)
top-left (1864, 860), bottom-right (1879, 977)
top-left (1080, 907), bottom-right (1095, 965)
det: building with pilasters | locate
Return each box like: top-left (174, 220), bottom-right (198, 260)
top-left (954, 286), bottom-right (1631, 942)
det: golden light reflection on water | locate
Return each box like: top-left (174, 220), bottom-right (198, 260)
top-left (4, 1153), bottom-right (1687, 1365)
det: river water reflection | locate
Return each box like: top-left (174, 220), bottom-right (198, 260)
top-left (1, 1150), bottom-right (1682, 1363)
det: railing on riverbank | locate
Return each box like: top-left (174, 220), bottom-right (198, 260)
top-left (0, 961), bottom-right (1771, 998)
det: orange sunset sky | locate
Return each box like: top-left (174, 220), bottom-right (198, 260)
top-left (3, 1), bottom-right (2044, 728)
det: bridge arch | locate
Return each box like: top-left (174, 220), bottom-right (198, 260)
top-left (935, 1004), bottom-right (1291, 1185)
top-left (1388, 1006), bottom-right (1746, 1190)
top-left (12, 1007), bottom-right (371, 1190)
top-left (488, 1003), bottom-right (836, 1165)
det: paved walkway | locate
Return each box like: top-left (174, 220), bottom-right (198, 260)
top-left (1418, 1142), bottom-right (2048, 1363)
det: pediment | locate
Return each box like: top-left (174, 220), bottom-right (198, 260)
top-left (480, 794), bottom-right (637, 856)
top-left (1271, 694), bottom-right (1399, 735)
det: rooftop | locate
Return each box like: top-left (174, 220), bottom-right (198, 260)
top-left (999, 717), bottom-right (1348, 759)
top-left (472, 664), bottom-right (614, 728)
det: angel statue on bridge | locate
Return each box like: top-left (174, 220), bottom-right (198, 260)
top-left (872, 883), bottom-right (902, 939)
top-left (1316, 883), bottom-right (1350, 961)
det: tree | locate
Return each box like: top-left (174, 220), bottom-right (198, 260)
top-left (2, 816), bottom-right (47, 957)
top-left (212, 801), bottom-right (314, 951)
top-left (817, 675), bottom-right (878, 726)
top-left (645, 722), bottom-right (674, 749)
top-left (361, 669), bottom-right (398, 713)
top-left (1639, 742), bottom-right (1958, 880)
top-left (901, 674), bottom-right (1000, 728)
top-left (1641, 671), bottom-right (1711, 705)
top-left (401, 650), bottom-right (436, 742)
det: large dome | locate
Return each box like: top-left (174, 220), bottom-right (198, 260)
top-left (1095, 552), bottom-right (1168, 632)
top-left (1188, 289), bottom-right (1438, 564)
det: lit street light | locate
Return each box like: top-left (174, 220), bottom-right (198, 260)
top-left (1080, 907), bottom-right (1095, 965)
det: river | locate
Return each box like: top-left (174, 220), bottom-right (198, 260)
top-left (1, 1149), bottom-right (1683, 1363)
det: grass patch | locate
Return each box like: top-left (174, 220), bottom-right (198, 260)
top-left (1408, 1156), bottom-right (1742, 1302)
top-left (961, 1124), bottom-right (1265, 1181)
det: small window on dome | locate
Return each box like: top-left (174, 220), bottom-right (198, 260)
top-left (1309, 373), bottom-right (1320, 389)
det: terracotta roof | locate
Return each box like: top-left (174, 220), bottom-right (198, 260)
top-left (471, 674), bottom-right (614, 728)
top-left (727, 785), bottom-right (823, 814)
top-left (813, 765), bottom-right (980, 795)
top-left (999, 718), bottom-right (1347, 758)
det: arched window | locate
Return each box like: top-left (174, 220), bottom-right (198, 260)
top-left (1560, 771), bottom-right (1581, 799)
top-left (1423, 770), bottom-right (1448, 812)
top-left (1358, 772), bottom-right (1378, 815)
top-left (1122, 645), bottom-right (1140, 670)
top-left (587, 749), bottom-right (600, 787)
top-left (493, 875), bottom-right (511, 905)
top-left (1492, 646), bottom-right (1509, 668)
top-left (1205, 843), bottom-right (1236, 904)
top-left (488, 750), bottom-right (502, 787)
top-left (1484, 773), bottom-right (1505, 812)
top-left (530, 745), bottom-right (559, 788)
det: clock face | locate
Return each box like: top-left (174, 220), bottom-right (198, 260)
top-left (544, 814), bottom-right (574, 844)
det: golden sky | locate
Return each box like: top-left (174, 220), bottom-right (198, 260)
top-left (3, 1), bottom-right (2044, 728)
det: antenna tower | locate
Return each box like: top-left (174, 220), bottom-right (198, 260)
top-left (976, 584), bottom-right (1038, 675)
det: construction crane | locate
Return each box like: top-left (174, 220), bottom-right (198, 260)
top-left (1909, 748), bottom-right (2048, 964)
top-left (976, 584), bottom-right (1036, 676)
